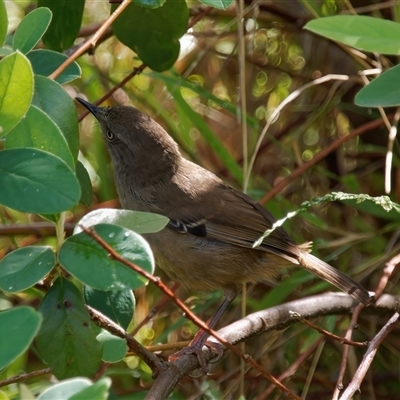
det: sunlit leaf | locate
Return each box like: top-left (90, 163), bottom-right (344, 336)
top-left (305, 16), bottom-right (400, 54)
top-left (12, 7), bottom-right (52, 53)
top-left (0, 51), bottom-right (33, 136)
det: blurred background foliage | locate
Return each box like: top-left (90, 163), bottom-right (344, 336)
top-left (1, 0), bottom-right (400, 399)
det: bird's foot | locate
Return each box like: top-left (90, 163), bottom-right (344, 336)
top-left (169, 340), bottom-right (225, 374)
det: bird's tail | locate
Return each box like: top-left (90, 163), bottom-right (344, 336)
top-left (297, 252), bottom-right (371, 305)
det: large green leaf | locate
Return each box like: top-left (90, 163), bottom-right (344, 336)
top-left (0, 246), bottom-right (55, 292)
top-left (305, 16), bottom-right (400, 55)
top-left (38, 0), bottom-right (85, 52)
top-left (0, 0), bottom-right (7, 47)
top-left (32, 75), bottom-right (79, 161)
top-left (112, 0), bottom-right (189, 71)
top-left (0, 51), bottom-right (33, 136)
top-left (0, 307), bottom-right (42, 370)
top-left (355, 65), bottom-right (400, 107)
top-left (76, 209), bottom-right (168, 235)
top-left (0, 148), bottom-right (80, 214)
top-left (59, 224), bottom-right (155, 291)
top-left (36, 277), bottom-right (102, 379)
top-left (27, 49), bottom-right (81, 84)
top-left (6, 104), bottom-right (74, 170)
top-left (12, 7), bottom-right (52, 54)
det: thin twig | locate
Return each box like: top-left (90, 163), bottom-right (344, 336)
top-left (333, 250), bottom-right (400, 398)
top-left (87, 305), bottom-right (166, 373)
top-left (339, 312), bottom-right (400, 400)
top-left (77, 6), bottom-right (212, 120)
top-left (0, 368), bottom-right (51, 388)
top-left (332, 303), bottom-right (366, 400)
top-left (375, 252), bottom-right (400, 299)
top-left (49, 0), bottom-right (132, 80)
top-left (129, 282), bottom-right (180, 336)
top-left (290, 312), bottom-right (367, 347)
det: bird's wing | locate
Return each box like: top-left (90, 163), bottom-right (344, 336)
top-left (163, 165), bottom-right (300, 263)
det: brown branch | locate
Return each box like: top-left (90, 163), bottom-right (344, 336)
top-left (0, 368), bottom-right (51, 388)
top-left (333, 251), bottom-right (400, 398)
top-left (332, 303), bottom-right (366, 400)
top-left (0, 222), bottom-right (75, 237)
top-left (290, 311), bottom-right (367, 347)
top-left (374, 252), bottom-right (400, 299)
top-left (339, 312), bottom-right (400, 400)
top-left (80, 225), bottom-right (300, 399)
top-left (49, 0), bottom-right (133, 80)
top-left (149, 293), bottom-right (398, 399)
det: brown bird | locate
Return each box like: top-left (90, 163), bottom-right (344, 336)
top-left (76, 98), bottom-right (370, 361)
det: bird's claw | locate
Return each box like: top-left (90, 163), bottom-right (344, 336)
top-left (168, 340), bottom-right (225, 374)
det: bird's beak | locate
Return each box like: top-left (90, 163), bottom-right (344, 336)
top-left (76, 98), bottom-right (101, 120)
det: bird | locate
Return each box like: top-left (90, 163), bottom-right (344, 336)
top-left (76, 97), bottom-right (371, 363)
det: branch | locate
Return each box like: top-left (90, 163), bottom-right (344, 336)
top-left (148, 293), bottom-right (399, 399)
top-left (339, 312), bottom-right (400, 400)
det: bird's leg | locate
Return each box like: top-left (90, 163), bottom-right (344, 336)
top-left (169, 290), bottom-right (237, 372)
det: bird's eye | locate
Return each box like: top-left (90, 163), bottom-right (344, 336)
top-left (106, 130), bottom-right (115, 141)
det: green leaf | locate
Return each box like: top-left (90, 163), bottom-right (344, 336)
top-left (112, 0), bottom-right (189, 71)
top-left (0, 51), bottom-right (33, 137)
top-left (355, 65), bottom-right (400, 107)
top-left (12, 7), bottom-right (52, 54)
top-left (27, 49), bottom-right (81, 84)
top-left (6, 105), bottom-right (75, 170)
top-left (37, 377), bottom-right (96, 400)
top-left (84, 286), bottom-right (135, 330)
top-left (36, 277), bottom-right (102, 379)
top-left (59, 224), bottom-right (155, 291)
top-left (0, 148), bottom-right (81, 214)
top-left (76, 161), bottom-right (92, 206)
top-left (32, 75), bottom-right (79, 161)
top-left (305, 16), bottom-right (400, 55)
top-left (76, 209), bottom-right (169, 235)
top-left (198, 0), bottom-right (232, 10)
top-left (38, 0), bottom-right (85, 52)
top-left (0, 246), bottom-right (55, 293)
top-left (0, 306), bottom-right (42, 370)
top-left (69, 377), bottom-right (111, 400)
top-left (37, 378), bottom-right (111, 400)
top-left (0, 0), bottom-right (7, 47)
top-left (96, 331), bottom-right (127, 363)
